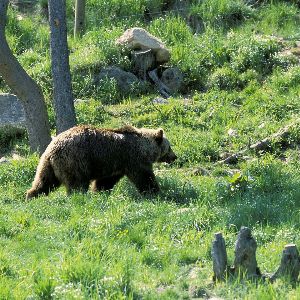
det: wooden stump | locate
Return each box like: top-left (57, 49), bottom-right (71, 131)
top-left (131, 49), bottom-right (156, 80)
top-left (211, 228), bottom-right (300, 284)
top-left (148, 68), bottom-right (171, 98)
top-left (270, 244), bottom-right (300, 283)
top-left (212, 232), bottom-right (227, 281)
top-left (233, 227), bottom-right (261, 277)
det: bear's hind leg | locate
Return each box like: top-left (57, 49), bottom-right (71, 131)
top-left (26, 161), bottom-right (61, 200)
top-left (91, 175), bottom-right (123, 192)
top-left (26, 179), bottom-right (60, 199)
top-left (127, 168), bottom-right (159, 194)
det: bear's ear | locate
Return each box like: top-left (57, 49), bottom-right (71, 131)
top-left (155, 129), bottom-right (163, 144)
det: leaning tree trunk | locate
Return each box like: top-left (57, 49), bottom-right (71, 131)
top-left (74, 0), bottom-right (85, 37)
top-left (48, 0), bottom-right (76, 134)
top-left (0, 0), bottom-right (51, 154)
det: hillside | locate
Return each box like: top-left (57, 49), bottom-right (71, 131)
top-left (1, 0), bottom-right (300, 298)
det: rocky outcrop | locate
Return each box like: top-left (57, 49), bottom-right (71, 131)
top-left (0, 94), bottom-right (26, 129)
top-left (161, 67), bottom-right (183, 93)
top-left (116, 28), bottom-right (184, 97)
top-left (116, 27), bottom-right (170, 64)
top-left (96, 66), bottom-right (143, 96)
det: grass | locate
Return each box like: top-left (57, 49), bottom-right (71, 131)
top-left (2, 0), bottom-right (300, 298)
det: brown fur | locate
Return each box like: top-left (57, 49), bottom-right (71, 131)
top-left (26, 125), bottom-right (177, 199)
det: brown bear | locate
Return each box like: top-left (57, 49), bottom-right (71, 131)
top-left (26, 125), bottom-right (177, 199)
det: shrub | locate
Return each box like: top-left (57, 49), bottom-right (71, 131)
top-left (171, 28), bottom-right (229, 90)
top-left (6, 8), bottom-right (49, 56)
top-left (0, 126), bottom-right (25, 153)
top-left (84, 0), bottom-right (145, 28)
top-left (190, 0), bottom-right (254, 30)
top-left (208, 66), bottom-right (242, 90)
top-left (149, 15), bottom-right (194, 47)
top-left (227, 33), bottom-right (284, 75)
top-left (257, 2), bottom-right (300, 36)
top-left (268, 65), bottom-right (300, 94)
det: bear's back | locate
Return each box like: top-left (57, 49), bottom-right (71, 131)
top-left (47, 126), bottom-right (125, 155)
top-left (44, 125), bottom-right (159, 168)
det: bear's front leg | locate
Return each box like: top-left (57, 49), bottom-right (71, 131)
top-left (91, 175), bottom-right (123, 192)
top-left (127, 168), bottom-right (160, 194)
top-left (65, 177), bottom-right (90, 195)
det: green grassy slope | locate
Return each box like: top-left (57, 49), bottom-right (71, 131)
top-left (1, 0), bottom-right (300, 298)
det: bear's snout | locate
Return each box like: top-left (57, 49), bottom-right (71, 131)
top-left (168, 153), bottom-right (177, 163)
top-left (159, 152), bottom-right (177, 164)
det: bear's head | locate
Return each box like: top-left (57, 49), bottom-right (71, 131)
top-left (154, 129), bottom-right (177, 164)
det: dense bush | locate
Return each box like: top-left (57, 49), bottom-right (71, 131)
top-left (0, 127), bottom-right (25, 153)
top-left (190, 0), bottom-right (254, 30)
top-left (227, 34), bottom-right (285, 74)
top-left (268, 65), bottom-right (300, 93)
top-left (208, 66), bottom-right (242, 90)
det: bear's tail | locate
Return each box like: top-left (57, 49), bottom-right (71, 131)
top-left (26, 158), bottom-right (60, 200)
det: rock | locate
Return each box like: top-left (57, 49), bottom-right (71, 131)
top-left (74, 99), bottom-right (88, 105)
top-left (0, 94), bottom-right (26, 129)
top-left (219, 152), bottom-right (243, 165)
top-left (152, 97), bottom-right (168, 104)
top-left (116, 27), bottom-right (170, 63)
top-left (12, 153), bottom-right (22, 160)
top-left (192, 167), bottom-right (210, 176)
top-left (227, 128), bottom-right (238, 137)
top-left (161, 67), bottom-right (184, 93)
top-left (0, 157), bottom-right (8, 164)
top-left (0, 153), bottom-right (23, 163)
top-left (189, 286), bottom-right (209, 298)
top-left (96, 66), bottom-right (142, 96)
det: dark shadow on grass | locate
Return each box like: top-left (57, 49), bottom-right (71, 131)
top-left (0, 126), bottom-right (26, 157)
top-left (124, 176), bottom-right (200, 205)
top-left (158, 176), bottom-right (200, 205)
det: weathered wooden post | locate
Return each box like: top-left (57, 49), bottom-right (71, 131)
top-left (271, 244), bottom-right (300, 283)
top-left (131, 49), bottom-right (156, 80)
top-left (233, 227), bottom-right (261, 278)
top-left (211, 228), bottom-right (300, 284)
top-left (212, 232), bottom-right (227, 281)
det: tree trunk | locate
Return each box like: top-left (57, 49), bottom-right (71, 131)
top-left (131, 49), bottom-right (156, 80)
top-left (74, 0), bottom-right (85, 37)
top-left (48, 0), bottom-right (76, 134)
top-left (0, 0), bottom-right (51, 154)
